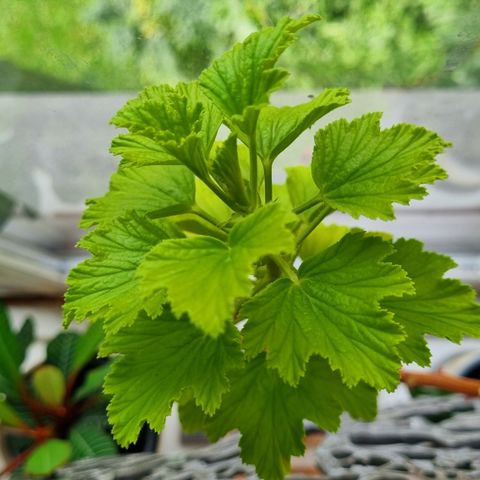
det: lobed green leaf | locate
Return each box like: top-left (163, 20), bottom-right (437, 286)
top-left (199, 15), bottom-right (320, 135)
top-left (311, 112), bottom-right (450, 220)
top-left (138, 202), bottom-right (296, 336)
top-left (188, 355), bottom-right (376, 480)
top-left (254, 88), bottom-right (350, 165)
top-left (101, 309), bottom-right (243, 446)
top-left (243, 232), bottom-right (413, 390)
top-left (111, 82), bottom-right (222, 179)
top-left (383, 238), bottom-right (480, 366)
top-left (65, 213), bottom-right (180, 334)
top-left (81, 165), bottom-right (195, 228)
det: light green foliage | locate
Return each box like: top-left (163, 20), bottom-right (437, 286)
top-left (2, 1), bottom-right (479, 91)
top-left (242, 233), bottom-right (413, 389)
top-left (181, 356), bottom-right (376, 480)
top-left (199, 14), bottom-right (320, 134)
top-left (138, 202), bottom-right (295, 336)
top-left (299, 223), bottom-right (350, 259)
top-left (64, 16), bottom-right (480, 480)
top-left (285, 165), bottom-right (318, 211)
top-left (81, 165), bottom-right (195, 228)
top-left (110, 83), bottom-right (222, 180)
top-left (383, 239), bottom-right (480, 366)
top-left (65, 213), bottom-right (180, 334)
top-left (255, 88), bottom-right (350, 165)
top-left (101, 310), bottom-right (243, 446)
top-left (311, 112), bottom-right (450, 220)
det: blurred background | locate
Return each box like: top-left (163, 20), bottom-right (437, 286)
top-left (0, 0), bottom-right (479, 471)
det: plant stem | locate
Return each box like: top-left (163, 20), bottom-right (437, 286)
top-left (0, 440), bottom-right (44, 476)
top-left (296, 204), bottom-right (333, 247)
top-left (249, 123), bottom-right (259, 210)
top-left (264, 161), bottom-right (273, 203)
top-left (292, 195), bottom-right (322, 215)
top-left (269, 255), bottom-right (298, 283)
top-left (204, 179), bottom-right (244, 213)
top-left (191, 207), bottom-right (228, 232)
top-left (20, 385), bottom-right (67, 419)
top-left (401, 369), bottom-right (480, 396)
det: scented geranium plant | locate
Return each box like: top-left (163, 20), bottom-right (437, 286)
top-left (64, 15), bottom-right (480, 480)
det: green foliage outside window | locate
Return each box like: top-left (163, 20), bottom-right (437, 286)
top-left (1, 0), bottom-right (479, 91)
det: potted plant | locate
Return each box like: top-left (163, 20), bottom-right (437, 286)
top-left (0, 303), bottom-right (116, 477)
top-left (64, 15), bottom-right (480, 480)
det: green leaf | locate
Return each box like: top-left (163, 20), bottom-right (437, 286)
top-left (81, 165), bottom-right (195, 228)
top-left (210, 135), bottom-right (249, 207)
top-left (111, 83), bottom-right (201, 144)
top-left (101, 309), bottom-right (243, 447)
top-left (382, 239), bottom-right (480, 366)
top-left (46, 332), bottom-right (79, 378)
top-left (199, 15), bottom-right (320, 134)
top-left (242, 232), bottom-right (413, 389)
top-left (0, 303), bottom-right (22, 392)
top-left (73, 362), bottom-right (110, 402)
top-left (176, 81), bottom-right (223, 155)
top-left (199, 356), bottom-right (376, 480)
top-left (299, 223), bottom-right (350, 260)
top-left (0, 393), bottom-right (26, 427)
top-left (32, 365), bottom-right (66, 406)
top-left (69, 422), bottom-right (117, 459)
top-left (194, 177), bottom-right (232, 223)
top-left (65, 213), bottom-right (180, 334)
top-left (285, 165), bottom-right (318, 213)
top-left (111, 82), bottom-right (222, 180)
top-left (24, 439), bottom-right (72, 476)
top-left (112, 82), bottom-right (221, 155)
top-left (311, 112), bottom-right (450, 220)
top-left (139, 202), bottom-right (296, 336)
top-left (255, 88), bottom-right (350, 164)
top-left (17, 317), bottom-right (34, 366)
top-left (71, 322), bottom-right (104, 373)
top-left (112, 134), bottom-right (182, 166)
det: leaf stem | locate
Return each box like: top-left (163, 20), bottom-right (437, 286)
top-left (249, 123), bottom-right (259, 210)
top-left (203, 178), bottom-right (246, 213)
top-left (296, 204), bottom-right (333, 247)
top-left (264, 161), bottom-right (273, 203)
top-left (191, 207), bottom-right (228, 233)
top-left (292, 195), bottom-right (322, 215)
top-left (0, 440), bottom-right (44, 477)
top-left (269, 255), bottom-right (298, 283)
